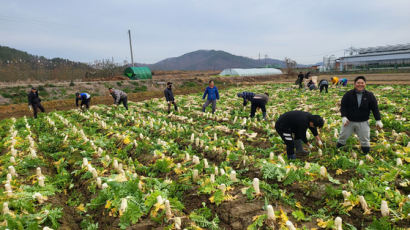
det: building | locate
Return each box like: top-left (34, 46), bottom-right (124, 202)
top-left (339, 43), bottom-right (410, 71)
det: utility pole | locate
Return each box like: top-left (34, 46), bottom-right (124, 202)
top-left (128, 29), bottom-right (134, 67)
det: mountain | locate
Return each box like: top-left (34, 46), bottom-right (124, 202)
top-left (147, 50), bottom-right (286, 71)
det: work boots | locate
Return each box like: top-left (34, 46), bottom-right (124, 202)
top-left (295, 139), bottom-right (309, 156)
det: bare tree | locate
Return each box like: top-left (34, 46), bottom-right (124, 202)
top-left (284, 57), bottom-right (297, 75)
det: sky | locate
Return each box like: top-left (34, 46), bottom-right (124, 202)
top-left (1, 0), bottom-right (410, 65)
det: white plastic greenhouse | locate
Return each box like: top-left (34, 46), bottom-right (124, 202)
top-left (219, 68), bottom-right (283, 76)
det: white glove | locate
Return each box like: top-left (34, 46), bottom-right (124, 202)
top-left (318, 140), bottom-right (323, 146)
top-left (342, 117), bottom-right (349, 126)
top-left (28, 105), bottom-right (32, 111)
top-left (376, 120), bottom-right (383, 129)
top-left (308, 144), bottom-right (313, 149)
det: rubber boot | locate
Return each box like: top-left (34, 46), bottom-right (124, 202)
top-left (295, 139), bottom-right (309, 156)
top-left (287, 154), bottom-right (296, 160)
top-left (361, 146), bottom-right (370, 154)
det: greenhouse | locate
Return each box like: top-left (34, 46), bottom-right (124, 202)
top-left (124, 67), bottom-right (152, 80)
top-left (219, 68), bottom-right (283, 76)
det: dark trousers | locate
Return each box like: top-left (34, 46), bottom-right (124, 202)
top-left (118, 97), bottom-right (128, 110)
top-left (250, 99), bottom-right (266, 118)
top-left (275, 126), bottom-right (295, 157)
top-left (167, 101), bottom-right (178, 113)
top-left (202, 100), bottom-right (216, 113)
top-left (32, 103), bottom-right (45, 118)
top-left (298, 78), bottom-right (303, 88)
top-left (320, 84), bottom-right (328, 93)
top-left (81, 98), bottom-right (91, 109)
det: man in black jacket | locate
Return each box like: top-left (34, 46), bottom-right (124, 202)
top-left (275, 111), bottom-right (324, 159)
top-left (297, 72), bottom-right (304, 89)
top-left (164, 82), bottom-right (177, 113)
top-left (28, 87), bottom-right (45, 118)
top-left (336, 76), bottom-right (382, 153)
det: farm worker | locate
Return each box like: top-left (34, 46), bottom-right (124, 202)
top-left (250, 93), bottom-right (269, 119)
top-left (237, 91), bottom-right (255, 106)
top-left (202, 80), bottom-right (219, 114)
top-left (318, 79), bottom-right (329, 93)
top-left (27, 87), bottom-right (45, 119)
top-left (237, 92), bottom-right (269, 119)
top-left (331, 77), bottom-right (339, 86)
top-left (275, 111), bottom-right (324, 160)
top-left (304, 71), bottom-right (311, 79)
top-left (336, 76), bottom-right (382, 153)
top-left (297, 72), bottom-right (304, 89)
top-left (307, 80), bottom-right (317, 90)
top-left (164, 82), bottom-right (178, 113)
top-left (338, 78), bottom-right (348, 87)
top-left (109, 88), bottom-right (128, 110)
top-left (75, 92), bottom-right (91, 110)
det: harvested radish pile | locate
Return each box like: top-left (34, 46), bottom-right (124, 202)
top-left (0, 84), bottom-right (409, 230)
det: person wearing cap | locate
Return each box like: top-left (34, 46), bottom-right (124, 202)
top-left (275, 111), bottom-right (324, 159)
top-left (337, 76), bottom-right (382, 153)
top-left (307, 80), bottom-right (317, 90)
top-left (318, 79), bottom-right (329, 93)
top-left (202, 80), bottom-right (219, 114)
top-left (237, 91), bottom-right (255, 106)
top-left (237, 92), bottom-right (269, 119)
top-left (75, 92), bottom-right (91, 110)
top-left (27, 87), bottom-right (45, 118)
top-left (338, 78), bottom-right (348, 87)
top-left (164, 82), bottom-right (177, 113)
top-left (109, 88), bottom-right (128, 110)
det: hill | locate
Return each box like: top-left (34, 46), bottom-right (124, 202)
top-left (148, 50), bottom-right (286, 70)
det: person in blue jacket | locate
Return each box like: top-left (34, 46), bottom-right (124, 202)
top-left (202, 80), bottom-right (219, 114)
top-left (338, 78), bottom-right (348, 87)
top-left (75, 92), bottom-right (91, 110)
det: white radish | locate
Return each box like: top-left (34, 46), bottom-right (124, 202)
top-left (192, 169), bottom-right (199, 181)
top-left (120, 198), bottom-right (127, 212)
top-left (381, 200), bottom-right (389, 217)
top-left (38, 175), bottom-right (45, 187)
top-left (286, 220), bottom-right (296, 230)
top-left (269, 152), bottom-right (274, 160)
top-left (96, 177), bottom-right (102, 189)
top-left (8, 166), bottom-right (17, 177)
top-left (278, 155), bottom-right (286, 165)
top-left (3, 202), bottom-right (9, 215)
top-left (203, 159), bottom-right (209, 168)
top-left (175, 217), bottom-right (182, 229)
top-left (210, 174), bottom-right (215, 183)
top-left (320, 166), bottom-right (327, 177)
top-left (230, 170), bottom-right (237, 182)
top-left (156, 195), bottom-right (164, 205)
top-left (219, 184), bottom-right (226, 195)
top-left (266, 205), bottom-right (276, 221)
top-left (334, 217), bottom-right (342, 230)
top-left (359, 196), bottom-right (370, 213)
top-left (165, 199), bottom-right (172, 219)
top-left (253, 178), bottom-right (261, 195)
top-left (396, 158), bottom-right (403, 166)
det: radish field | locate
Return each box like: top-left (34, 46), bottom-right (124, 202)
top-left (0, 84), bottom-right (409, 230)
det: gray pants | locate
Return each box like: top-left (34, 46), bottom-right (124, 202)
top-left (202, 100), bottom-right (216, 113)
top-left (338, 121), bottom-right (370, 147)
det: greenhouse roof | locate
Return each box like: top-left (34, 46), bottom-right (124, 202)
top-left (219, 68), bottom-right (282, 76)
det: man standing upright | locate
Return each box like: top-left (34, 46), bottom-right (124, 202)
top-left (28, 87), bottom-right (45, 118)
top-left (202, 80), bottom-right (219, 114)
top-left (164, 82), bottom-right (178, 113)
top-left (337, 76), bottom-right (382, 153)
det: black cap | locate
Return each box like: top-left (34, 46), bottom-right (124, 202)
top-left (31, 87), bottom-right (37, 90)
top-left (167, 82), bottom-right (172, 85)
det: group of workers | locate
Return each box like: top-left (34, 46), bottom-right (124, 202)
top-left (297, 72), bottom-right (348, 92)
top-left (27, 75), bottom-right (382, 160)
